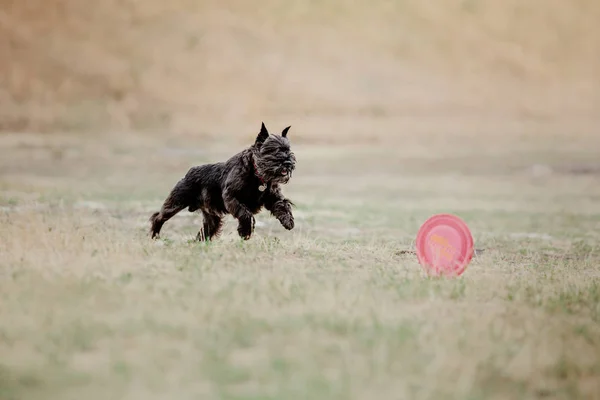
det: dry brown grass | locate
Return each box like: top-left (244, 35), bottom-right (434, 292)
top-left (1, 0), bottom-right (599, 136)
top-left (1, 128), bottom-right (600, 399)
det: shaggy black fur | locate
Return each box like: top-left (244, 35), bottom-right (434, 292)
top-left (150, 122), bottom-right (296, 241)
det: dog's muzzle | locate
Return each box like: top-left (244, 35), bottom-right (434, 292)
top-left (282, 161), bottom-right (295, 179)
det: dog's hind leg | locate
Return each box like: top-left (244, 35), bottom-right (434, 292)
top-left (150, 180), bottom-right (189, 239)
top-left (196, 211), bottom-right (223, 242)
top-left (150, 204), bottom-right (185, 239)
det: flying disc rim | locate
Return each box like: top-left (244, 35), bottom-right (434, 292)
top-left (415, 213), bottom-right (474, 277)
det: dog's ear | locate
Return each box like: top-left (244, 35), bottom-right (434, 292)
top-left (255, 122), bottom-right (269, 147)
top-left (281, 126), bottom-right (291, 138)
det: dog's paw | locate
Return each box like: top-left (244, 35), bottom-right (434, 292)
top-left (238, 230), bottom-right (252, 240)
top-left (279, 214), bottom-right (295, 230)
top-left (238, 227), bottom-right (252, 240)
top-left (237, 217), bottom-right (253, 239)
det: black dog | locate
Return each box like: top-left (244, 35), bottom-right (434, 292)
top-left (150, 122), bottom-right (296, 241)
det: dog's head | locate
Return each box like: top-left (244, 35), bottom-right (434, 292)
top-left (252, 122), bottom-right (296, 185)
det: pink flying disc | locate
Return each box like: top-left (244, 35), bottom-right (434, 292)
top-left (415, 214), bottom-right (474, 277)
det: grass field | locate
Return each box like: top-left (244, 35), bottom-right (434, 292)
top-left (2, 1), bottom-right (600, 398)
top-left (1, 127), bottom-right (600, 400)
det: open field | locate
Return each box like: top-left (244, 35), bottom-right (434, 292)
top-left (1, 127), bottom-right (600, 400)
top-left (2, 0), bottom-right (600, 398)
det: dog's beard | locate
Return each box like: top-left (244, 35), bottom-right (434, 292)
top-left (255, 155), bottom-right (294, 184)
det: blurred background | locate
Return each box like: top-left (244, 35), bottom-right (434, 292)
top-left (1, 0), bottom-right (599, 145)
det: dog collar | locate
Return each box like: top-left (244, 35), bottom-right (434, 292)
top-left (252, 159), bottom-right (267, 192)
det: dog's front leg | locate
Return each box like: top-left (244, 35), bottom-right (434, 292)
top-left (264, 188), bottom-right (294, 231)
top-left (224, 190), bottom-right (254, 240)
